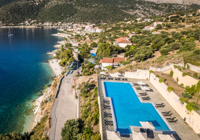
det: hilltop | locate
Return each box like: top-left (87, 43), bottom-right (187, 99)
top-left (0, 0), bottom-right (200, 25)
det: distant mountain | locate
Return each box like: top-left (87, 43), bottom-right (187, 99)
top-left (0, 0), bottom-right (199, 24)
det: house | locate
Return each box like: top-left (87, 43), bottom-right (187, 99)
top-left (72, 42), bottom-right (79, 47)
top-left (128, 32), bottom-right (135, 38)
top-left (142, 26), bottom-right (155, 31)
top-left (144, 19), bottom-right (151, 22)
top-left (153, 21), bottom-right (162, 27)
top-left (168, 14), bottom-right (179, 19)
top-left (114, 37), bottom-right (132, 48)
top-left (197, 9), bottom-right (200, 15)
top-left (136, 18), bottom-right (142, 22)
top-left (152, 31), bottom-right (161, 34)
top-left (99, 57), bottom-right (125, 70)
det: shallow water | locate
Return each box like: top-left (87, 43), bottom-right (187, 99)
top-left (0, 28), bottom-right (62, 134)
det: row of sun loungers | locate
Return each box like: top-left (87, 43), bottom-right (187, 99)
top-left (162, 111), bottom-right (178, 123)
top-left (100, 77), bottom-right (128, 81)
top-left (105, 120), bottom-right (113, 125)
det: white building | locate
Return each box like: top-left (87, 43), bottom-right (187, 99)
top-left (143, 26), bottom-right (155, 31)
top-left (114, 37), bottom-right (132, 48)
top-left (99, 57), bottom-right (125, 70)
top-left (153, 21), bottom-right (162, 27)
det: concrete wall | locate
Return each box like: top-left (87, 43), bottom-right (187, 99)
top-left (101, 63), bottom-right (113, 70)
top-left (149, 73), bottom-right (200, 134)
top-left (125, 70), bottom-right (149, 79)
top-left (144, 0), bottom-right (200, 5)
top-left (172, 66), bottom-right (199, 87)
top-left (186, 63), bottom-right (200, 73)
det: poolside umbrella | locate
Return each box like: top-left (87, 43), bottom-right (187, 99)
top-left (158, 134), bottom-right (174, 140)
top-left (140, 86), bottom-right (150, 91)
top-left (137, 81), bottom-right (146, 85)
top-left (132, 132), bottom-right (146, 140)
top-left (139, 121), bottom-right (155, 130)
top-left (106, 130), bottom-right (121, 140)
top-left (100, 71), bottom-right (106, 75)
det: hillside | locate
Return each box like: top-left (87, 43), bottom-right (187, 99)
top-left (0, 0), bottom-right (199, 24)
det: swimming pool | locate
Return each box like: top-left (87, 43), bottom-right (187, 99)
top-left (103, 82), bottom-right (170, 134)
top-left (90, 53), bottom-right (96, 57)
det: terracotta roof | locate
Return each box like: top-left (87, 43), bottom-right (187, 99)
top-left (99, 57), bottom-right (125, 64)
top-left (99, 57), bottom-right (113, 63)
top-left (115, 37), bottom-right (132, 43)
top-left (113, 57), bottom-right (125, 63)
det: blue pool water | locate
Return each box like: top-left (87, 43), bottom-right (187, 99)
top-left (104, 82), bottom-right (170, 134)
top-left (90, 53), bottom-right (96, 57)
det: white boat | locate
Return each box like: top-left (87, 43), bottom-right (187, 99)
top-left (8, 27), bottom-right (13, 37)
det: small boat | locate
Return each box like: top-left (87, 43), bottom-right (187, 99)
top-left (8, 27), bottom-right (13, 37)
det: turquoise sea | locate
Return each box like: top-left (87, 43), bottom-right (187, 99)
top-left (0, 28), bottom-right (62, 134)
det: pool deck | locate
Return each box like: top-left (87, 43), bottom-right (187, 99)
top-left (97, 76), bottom-right (200, 140)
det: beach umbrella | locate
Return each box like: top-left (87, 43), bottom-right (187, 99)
top-left (158, 134), bottom-right (174, 140)
top-left (139, 121), bottom-right (155, 130)
top-left (132, 132), bottom-right (146, 140)
top-left (137, 81), bottom-right (146, 85)
top-left (140, 86), bottom-right (150, 91)
top-left (106, 130), bottom-right (121, 140)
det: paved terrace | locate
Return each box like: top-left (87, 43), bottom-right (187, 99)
top-left (50, 73), bottom-right (77, 140)
top-left (97, 76), bottom-right (200, 140)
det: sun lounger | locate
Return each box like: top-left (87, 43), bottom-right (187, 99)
top-left (124, 78), bottom-right (127, 81)
top-left (166, 117), bottom-right (176, 121)
top-left (104, 112), bottom-right (112, 117)
top-left (163, 113), bottom-right (172, 116)
top-left (147, 129), bottom-right (154, 138)
top-left (139, 93), bottom-right (147, 96)
top-left (142, 96), bottom-right (151, 100)
top-left (168, 119), bottom-right (178, 123)
top-left (105, 120), bottom-right (113, 125)
top-left (104, 105), bottom-right (111, 109)
top-left (103, 100), bottom-right (110, 104)
top-left (162, 111), bottom-right (171, 114)
top-left (155, 105), bottom-right (165, 108)
top-left (104, 112), bottom-right (112, 116)
top-left (156, 103), bottom-right (164, 106)
top-left (134, 83), bottom-right (139, 86)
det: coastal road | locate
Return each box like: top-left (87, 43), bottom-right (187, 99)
top-left (50, 72), bottom-right (77, 140)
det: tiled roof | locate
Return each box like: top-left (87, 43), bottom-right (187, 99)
top-left (113, 57), bottom-right (125, 63)
top-left (99, 57), bottom-right (125, 64)
top-left (115, 37), bottom-right (132, 43)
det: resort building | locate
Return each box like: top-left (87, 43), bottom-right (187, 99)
top-left (153, 21), bottom-right (162, 27)
top-left (114, 37), bottom-right (132, 48)
top-left (142, 26), bottom-right (155, 31)
top-left (99, 57), bottom-right (125, 70)
top-left (97, 63), bottom-right (200, 140)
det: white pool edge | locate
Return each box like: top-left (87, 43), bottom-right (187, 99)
top-left (101, 80), bottom-right (175, 135)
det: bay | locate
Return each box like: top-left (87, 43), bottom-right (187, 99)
top-left (0, 28), bottom-right (62, 134)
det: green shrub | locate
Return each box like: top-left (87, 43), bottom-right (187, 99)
top-left (61, 119), bottom-right (82, 140)
top-left (182, 92), bottom-right (192, 99)
top-left (186, 102), bottom-right (198, 112)
top-left (193, 73), bottom-right (198, 78)
top-left (170, 70), bottom-right (174, 77)
top-left (159, 77), bottom-right (166, 83)
top-left (182, 72), bottom-right (188, 77)
top-left (167, 87), bottom-right (174, 92)
top-left (176, 77), bottom-right (179, 83)
top-left (181, 83), bottom-right (184, 87)
top-left (179, 97), bottom-right (188, 104)
top-left (187, 64), bottom-right (190, 68)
